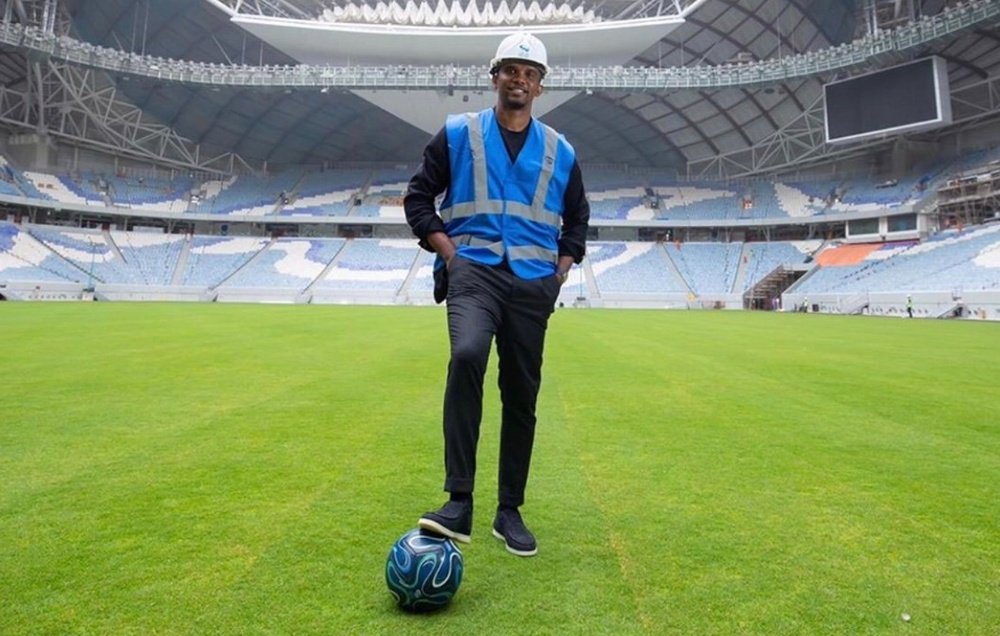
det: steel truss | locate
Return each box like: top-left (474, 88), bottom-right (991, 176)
top-left (0, 0), bottom-right (997, 177)
top-left (0, 0), bottom-right (254, 173)
top-left (0, 58), bottom-right (253, 174)
top-left (0, 0), bottom-right (1000, 92)
top-left (688, 74), bottom-right (1000, 179)
top-left (2, 1), bottom-right (997, 91)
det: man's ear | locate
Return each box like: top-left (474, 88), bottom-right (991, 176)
top-left (535, 82), bottom-right (544, 97)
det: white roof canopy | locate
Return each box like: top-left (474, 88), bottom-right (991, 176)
top-left (231, 15), bottom-right (684, 67)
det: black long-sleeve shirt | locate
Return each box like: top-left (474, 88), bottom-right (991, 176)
top-left (404, 123), bottom-right (590, 264)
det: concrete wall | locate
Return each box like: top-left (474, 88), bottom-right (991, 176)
top-left (95, 284), bottom-right (211, 302)
top-left (6, 279), bottom-right (998, 321)
top-left (0, 280), bottom-right (88, 301)
top-left (782, 290), bottom-right (1000, 321)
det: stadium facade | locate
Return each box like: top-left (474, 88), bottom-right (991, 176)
top-left (0, 0), bottom-right (999, 319)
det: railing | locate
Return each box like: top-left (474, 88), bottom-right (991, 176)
top-left (0, 0), bottom-right (996, 91)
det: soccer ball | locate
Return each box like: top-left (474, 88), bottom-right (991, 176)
top-left (385, 528), bottom-right (464, 611)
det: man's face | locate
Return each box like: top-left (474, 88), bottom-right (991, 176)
top-left (492, 61), bottom-right (544, 111)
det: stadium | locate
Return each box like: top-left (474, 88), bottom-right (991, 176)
top-left (0, 0), bottom-right (997, 315)
top-left (2, 0), bottom-right (998, 634)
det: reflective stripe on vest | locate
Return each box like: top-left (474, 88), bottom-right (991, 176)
top-left (438, 108), bottom-right (570, 279)
top-left (449, 235), bottom-right (558, 268)
top-left (440, 115), bottom-right (560, 232)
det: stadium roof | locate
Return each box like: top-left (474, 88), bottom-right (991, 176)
top-left (3, 0), bottom-right (998, 174)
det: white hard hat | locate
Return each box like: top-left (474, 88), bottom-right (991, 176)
top-left (489, 32), bottom-right (549, 77)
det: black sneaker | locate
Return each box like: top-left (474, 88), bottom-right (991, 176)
top-left (492, 506), bottom-right (538, 557)
top-left (418, 500), bottom-right (472, 544)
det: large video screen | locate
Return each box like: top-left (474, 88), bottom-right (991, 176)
top-left (824, 56), bottom-right (952, 145)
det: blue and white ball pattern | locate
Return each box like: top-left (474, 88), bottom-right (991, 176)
top-left (385, 528), bottom-right (464, 611)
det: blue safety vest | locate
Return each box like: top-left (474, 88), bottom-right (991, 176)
top-left (438, 108), bottom-right (575, 280)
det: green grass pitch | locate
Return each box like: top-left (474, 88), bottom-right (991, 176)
top-left (1, 303), bottom-right (998, 635)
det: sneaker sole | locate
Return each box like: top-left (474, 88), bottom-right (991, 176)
top-left (418, 518), bottom-right (471, 544)
top-left (492, 528), bottom-right (538, 557)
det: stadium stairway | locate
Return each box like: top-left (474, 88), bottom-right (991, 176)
top-left (170, 235), bottom-right (193, 285)
top-left (731, 243), bottom-right (754, 293)
top-left (272, 172), bottom-right (309, 215)
top-left (298, 238), bottom-right (350, 301)
top-left (103, 229), bottom-right (127, 262)
top-left (26, 226), bottom-right (101, 283)
top-left (5, 224), bottom-right (88, 283)
top-left (744, 264), bottom-right (809, 307)
top-left (783, 263), bottom-right (825, 295)
top-left (287, 172), bottom-right (311, 201)
top-left (935, 302), bottom-right (966, 319)
top-left (190, 178), bottom-right (230, 212)
top-left (397, 248), bottom-right (430, 302)
top-left (333, 173), bottom-right (375, 218)
top-left (582, 258), bottom-right (601, 300)
top-left (658, 244), bottom-right (694, 295)
top-left (840, 292), bottom-right (870, 314)
top-left (211, 236), bottom-right (275, 290)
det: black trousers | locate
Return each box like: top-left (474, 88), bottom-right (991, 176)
top-left (441, 256), bottom-right (560, 508)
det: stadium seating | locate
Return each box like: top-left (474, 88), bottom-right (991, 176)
top-left (24, 171), bottom-right (91, 205)
top-left (352, 170), bottom-right (409, 219)
top-left (280, 168), bottom-right (369, 216)
top-left (24, 225), bottom-right (120, 284)
top-left (20, 225), bottom-right (190, 285)
top-left (3, 219), bottom-right (1000, 311)
top-left (0, 222), bottom-right (86, 282)
top-left (1, 145), bottom-right (998, 223)
top-left (406, 250), bottom-right (437, 295)
top-left (178, 236), bottom-right (270, 287)
top-left (588, 241), bottom-right (688, 294)
top-left (191, 169), bottom-right (304, 216)
top-left (108, 230), bottom-right (187, 285)
top-left (664, 242), bottom-right (743, 294)
top-left (653, 181), bottom-right (743, 221)
top-left (793, 225), bottom-right (1000, 294)
top-left (5, 140), bottom-right (1000, 307)
top-left (313, 238), bottom-right (419, 292)
top-left (587, 191), bottom-right (648, 221)
top-left (219, 237), bottom-right (346, 289)
top-left (836, 226), bottom-right (999, 292)
top-left (0, 158), bottom-right (24, 197)
top-left (0, 179), bottom-right (21, 197)
top-left (101, 173), bottom-right (194, 212)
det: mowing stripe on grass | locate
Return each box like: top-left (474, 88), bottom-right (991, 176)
top-left (1, 305), bottom-right (997, 634)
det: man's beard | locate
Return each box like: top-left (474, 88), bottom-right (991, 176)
top-left (501, 93), bottom-right (530, 110)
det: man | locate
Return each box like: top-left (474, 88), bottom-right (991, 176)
top-left (403, 32), bottom-right (589, 557)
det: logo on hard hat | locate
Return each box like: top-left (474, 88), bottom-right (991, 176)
top-left (518, 43), bottom-right (530, 54)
